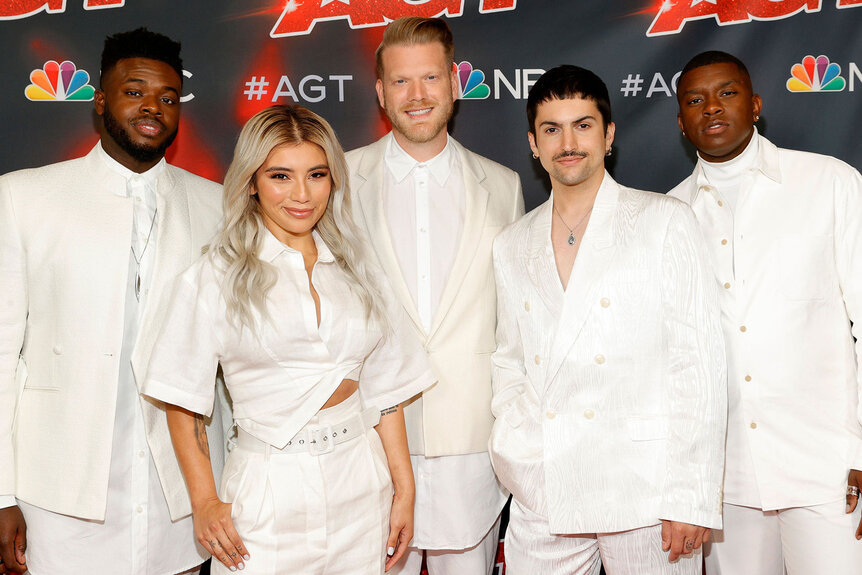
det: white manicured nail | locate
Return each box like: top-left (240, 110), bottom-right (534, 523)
top-left (387, 546), bottom-right (395, 556)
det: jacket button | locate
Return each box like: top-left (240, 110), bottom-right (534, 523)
top-left (524, 301), bottom-right (530, 312)
top-left (584, 409), bottom-right (595, 420)
top-left (52, 345), bottom-right (63, 355)
top-left (594, 354), bottom-right (605, 365)
top-left (545, 409), bottom-right (556, 420)
top-left (600, 298), bottom-right (610, 308)
top-left (534, 355), bottom-right (541, 365)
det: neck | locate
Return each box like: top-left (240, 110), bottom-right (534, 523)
top-left (100, 136), bottom-right (163, 174)
top-left (392, 129), bottom-right (448, 163)
top-left (552, 170), bottom-right (604, 215)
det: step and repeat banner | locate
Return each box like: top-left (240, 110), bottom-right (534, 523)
top-left (1, 0), bottom-right (860, 210)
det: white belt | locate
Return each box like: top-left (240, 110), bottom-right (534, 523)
top-left (237, 407), bottom-right (381, 456)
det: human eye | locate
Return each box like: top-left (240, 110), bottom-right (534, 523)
top-left (309, 169), bottom-right (330, 180)
top-left (544, 126), bottom-right (559, 134)
top-left (720, 89), bottom-right (737, 97)
top-left (161, 96), bottom-right (177, 105)
top-left (577, 122), bottom-right (592, 130)
top-left (686, 96), bottom-right (702, 105)
top-left (269, 172), bottom-right (290, 181)
top-left (125, 90), bottom-right (142, 97)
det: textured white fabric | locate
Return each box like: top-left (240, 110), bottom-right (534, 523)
top-left (0, 143), bottom-right (225, 520)
top-left (705, 500), bottom-right (862, 575)
top-left (346, 134), bottom-right (525, 457)
top-left (491, 174), bottom-right (727, 534)
top-left (669, 133), bottom-right (862, 510)
top-left (390, 516), bottom-right (501, 575)
top-left (211, 393), bottom-right (393, 574)
top-left (697, 131), bottom-right (759, 215)
top-left (506, 499), bottom-right (701, 575)
top-left (143, 228), bottom-right (433, 448)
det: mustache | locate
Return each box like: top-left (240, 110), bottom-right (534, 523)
top-left (553, 150), bottom-right (588, 161)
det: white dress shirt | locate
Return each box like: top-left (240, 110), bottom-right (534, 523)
top-left (142, 229), bottom-right (433, 447)
top-left (383, 135), bottom-right (507, 549)
top-left (669, 131), bottom-right (862, 511)
top-left (6, 144), bottom-right (206, 575)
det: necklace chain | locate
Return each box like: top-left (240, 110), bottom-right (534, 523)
top-left (553, 203), bottom-right (592, 246)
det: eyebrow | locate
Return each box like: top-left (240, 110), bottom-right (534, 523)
top-left (123, 78), bottom-right (179, 95)
top-left (539, 115), bottom-right (596, 127)
top-left (682, 79), bottom-right (737, 96)
top-left (264, 164), bottom-right (330, 173)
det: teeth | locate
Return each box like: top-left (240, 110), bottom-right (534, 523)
top-left (407, 108), bottom-right (432, 117)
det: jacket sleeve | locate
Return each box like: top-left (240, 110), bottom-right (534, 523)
top-left (659, 203), bottom-right (728, 529)
top-left (0, 178), bottom-right (27, 497)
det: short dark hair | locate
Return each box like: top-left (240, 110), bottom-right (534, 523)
top-left (680, 51), bottom-right (751, 85)
top-left (100, 27), bottom-right (183, 86)
top-left (527, 65), bottom-right (612, 134)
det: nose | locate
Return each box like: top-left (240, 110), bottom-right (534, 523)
top-left (703, 94), bottom-right (723, 116)
top-left (561, 127), bottom-right (576, 151)
top-left (407, 80), bottom-right (426, 102)
top-left (140, 93), bottom-right (162, 116)
top-left (291, 180), bottom-right (311, 203)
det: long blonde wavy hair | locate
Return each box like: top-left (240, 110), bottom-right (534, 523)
top-left (209, 105), bottom-right (386, 334)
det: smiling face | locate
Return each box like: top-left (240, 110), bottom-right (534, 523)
top-left (528, 96), bottom-right (614, 196)
top-left (376, 41), bottom-right (458, 160)
top-left (95, 57), bottom-right (182, 173)
top-left (253, 141), bottom-right (332, 251)
top-left (677, 62), bottom-right (762, 163)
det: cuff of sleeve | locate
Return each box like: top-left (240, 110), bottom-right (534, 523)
top-left (362, 372), bottom-right (435, 412)
top-left (0, 495), bottom-right (17, 509)
top-left (141, 379), bottom-right (214, 418)
top-left (659, 502), bottom-right (723, 530)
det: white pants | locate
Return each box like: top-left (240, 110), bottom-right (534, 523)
top-left (505, 499), bottom-right (701, 575)
top-left (704, 499), bottom-right (862, 575)
top-left (389, 516), bottom-right (502, 575)
top-left (213, 394), bottom-right (393, 574)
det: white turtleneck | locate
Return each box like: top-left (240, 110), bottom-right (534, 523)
top-left (698, 128), bottom-right (760, 214)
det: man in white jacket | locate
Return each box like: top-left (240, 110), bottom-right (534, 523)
top-left (491, 64), bottom-right (726, 574)
top-left (669, 50), bottom-right (862, 575)
top-left (0, 28), bottom-right (225, 575)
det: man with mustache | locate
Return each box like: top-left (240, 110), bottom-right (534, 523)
top-left (670, 51), bottom-right (862, 575)
top-left (346, 16), bottom-right (524, 575)
top-left (490, 65), bottom-right (726, 573)
top-left (0, 28), bottom-right (226, 574)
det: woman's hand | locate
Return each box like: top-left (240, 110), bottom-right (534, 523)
top-left (385, 489), bottom-right (414, 571)
top-left (193, 496), bottom-right (250, 572)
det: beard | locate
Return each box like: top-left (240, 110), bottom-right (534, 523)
top-left (384, 97), bottom-right (454, 145)
top-left (102, 105), bottom-right (178, 164)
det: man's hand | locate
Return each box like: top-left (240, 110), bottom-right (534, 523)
top-left (0, 506), bottom-right (27, 574)
top-left (848, 469), bottom-right (862, 540)
top-left (661, 520), bottom-right (710, 562)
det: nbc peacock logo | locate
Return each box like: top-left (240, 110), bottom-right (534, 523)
top-left (457, 61), bottom-right (490, 100)
top-left (25, 60), bottom-right (96, 101)
top-left (786, 55), bottom-right (846, 93)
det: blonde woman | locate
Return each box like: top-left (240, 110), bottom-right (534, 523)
top-left (141, 105), bottom-right (432, 574)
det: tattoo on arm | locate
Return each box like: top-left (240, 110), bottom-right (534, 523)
top-left (380, 406), bottom-right (397, 417)
top-left (193, 414), bottom-right (211, 459)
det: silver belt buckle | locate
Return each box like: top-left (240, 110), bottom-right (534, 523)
top-left (308, 424), bottom-right (335, 456)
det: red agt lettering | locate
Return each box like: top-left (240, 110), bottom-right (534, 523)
top-left (271, 0), bottom-right (517, 38)
top-left (647, 0), bottom-right (821, 36)
top-left (0, 0), bottom-right (123, 19)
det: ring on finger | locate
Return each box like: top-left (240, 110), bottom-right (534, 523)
top-left (684, 540), bottom-right (695, 551)
top-left (848, 485), bottom-right (860, 498)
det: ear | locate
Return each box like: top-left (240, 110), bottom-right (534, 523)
top-left (94, 89), bottom-right (106, 116)
top-left (677, 113), bottom-right (685, 136)
top-left (604, 122), bottom-right (616, 151)
top-left (375, 78), bottom-right (385, 110)
top-left (450, 62), bottom-right (459, 101)
top-left (752, 93), bottom-right (763, 121)
top-left (528, 131), bottom-right (539, 158)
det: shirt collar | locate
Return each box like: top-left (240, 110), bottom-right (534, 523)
top-left (96, 139), bottom-right (166, 197)
top-left (384, 132), bottom-right (454, 186)
top-left (259, 227), bottom-right (336, 264)
top-left (691, 128), bottom-right (782, 202)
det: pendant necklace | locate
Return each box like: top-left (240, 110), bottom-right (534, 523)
top-left (553, 203), bottom-right (592, 246)
top-left (131, 207), bottom-right (157, 302)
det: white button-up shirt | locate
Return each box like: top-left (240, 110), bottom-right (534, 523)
top-left (2, 144), bottom-right (206, 575)
top-left (669, 132), bottom-right (862, 511)
top-left (382, 135), bottom-right (506, 549)
top-left (142, 229), bottom-right (433, 448)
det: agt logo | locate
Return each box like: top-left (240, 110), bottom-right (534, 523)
top-left (271, 0), bottom-right (517, 38)
top-left (25, 60), bottom-right (95, 101)
top-left (456, 61), bottom-right (544, 100)
top-left (1, 0), bottom-right (123, 20)
top-left (647, 0), bottom-right (861, 37)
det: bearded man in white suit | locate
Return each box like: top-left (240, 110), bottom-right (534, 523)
top-left (490, 65), bottom-right (727, 574)
top-left (346, 17), bottom-right (524, 575)
top-left (0, 28), bottom-right (226, 575)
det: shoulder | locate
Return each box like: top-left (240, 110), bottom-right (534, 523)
top-left (454, 139), bottom-right (519, 183)
top-left (0, 156), bottom-right (88, 190)
top-left (166, 164), bottom-right (223, 195)
top-left (774, 144), bottom-right (859, 181)
top-left (666, 171), bottom-right (698, 204)
top-left (345, 136), bottom-right (388, 172)
top-left (495, 201), bottom-right (541, 250)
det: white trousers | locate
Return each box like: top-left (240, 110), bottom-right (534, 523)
top-left (212, 394), bottom-right (393, 574)
top-left (704, 499), bottom-right (862, 575)
top-left (389, 516), bottom-right (502, 575)
top-left (505, 499), bottom-right (701, 575)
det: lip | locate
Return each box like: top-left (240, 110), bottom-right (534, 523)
top-left (283, 207), bottom-right (315, 219)
top-left (132, 118), bottom-right (165, 137)
top-left (555, 154), bottom-right (586, 167)
top-left (703, 121), bottom-right (729, 135)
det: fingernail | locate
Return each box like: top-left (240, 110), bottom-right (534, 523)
top-left (243, 554), bottom-right (251, 561)
top-left (387, 546), bottom-right (395, 556)
top-left (229, 567), bottom-right (237, 572)
top-left (238, 563), bottom-right (245, 570)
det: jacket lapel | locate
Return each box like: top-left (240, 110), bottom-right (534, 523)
top-left (545, 174), bottom-right (620, 385)
top-left (353, 136), bottom-right (426, 336)
top-left (524, 198), bottom-right (564, 319)
top-left (427, 140), bottom-right (489, 341)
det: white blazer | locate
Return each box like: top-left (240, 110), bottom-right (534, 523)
top-left (489, 174), bottom-right (727, 534)
top-left (346, 135), bottom-right (524, 456)
top-left (0, 144), bottom-right (225, 521)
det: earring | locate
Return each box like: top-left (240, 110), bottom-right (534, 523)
top-left (682, 131), bottom-right (686, 137)
top-left (532, 153), bottom-right (538, 159)
top-left (605, 148), bottom-right (612, 157)
top-left (755, 115), bottom-right (760, 121)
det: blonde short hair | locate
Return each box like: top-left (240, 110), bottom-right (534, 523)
top-left (375, 16), bottom-right (454, 79)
